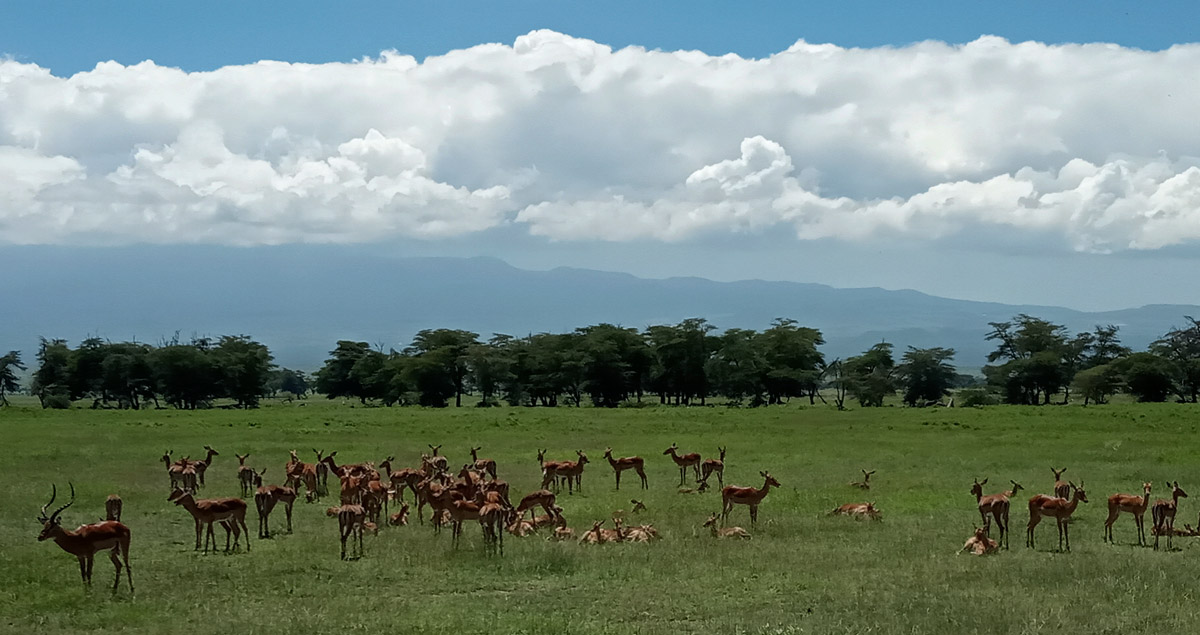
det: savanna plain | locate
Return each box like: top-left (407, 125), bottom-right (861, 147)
top-left (2, 401), bottom-right (1199, 634)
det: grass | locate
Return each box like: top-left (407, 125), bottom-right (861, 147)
top-left (2, 401), bottom-right (1200, 634)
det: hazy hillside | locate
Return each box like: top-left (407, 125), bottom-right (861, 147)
top-left (2, 246), bottom-right (1195, 370)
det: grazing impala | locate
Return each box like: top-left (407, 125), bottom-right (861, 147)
top-left (167, 487), bottom-right (251, 554)
top-left (516, 489), bottom-right (559, 521)
top-left (1051, 467), bottom-right (1070, 500)
top-left (970, 478), bottom-right (1022, 549)
top-left (1026, 482), bottom-right (1088, 551)
top-left (721, 471), bottom-right (781, 525)
top-left (701, 447), bottom-right (727, 487)
top-left (1153, 481), bottom-right (1188, 551)
top-left (1104, 482), bottom-right (1152, 546)
top-left (37, 484), bottom-right (134, 593)
top-left (704, 512), bottom-right (751, 539)
top-left (663, 443), bottom-right (702, 486)
top-left (603, 448), bottom-right (647, 490)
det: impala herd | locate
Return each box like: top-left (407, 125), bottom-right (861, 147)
top-left (32, 443), bottom-right (1198, 593)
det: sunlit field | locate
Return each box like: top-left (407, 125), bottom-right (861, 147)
top-left (3, 400), bottom-right (1199, 634)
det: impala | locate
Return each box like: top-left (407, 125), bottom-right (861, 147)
top-left (312, 449), bottom-right (330, 496)
top-left (1104, 482), bottom-right (1152, 546)
top-left (427, 445), bottom-right (449, 472)
top-left (630, 499), bottom-right (647, 514)
top-left (721, 471), bottom-right (781, 525)
top-left (1051, 467), bottom-right (1070, 500)
top-left (104, 495), bottom-right (122, 522)
top-left (189, 445), bottom-right (220, 488)
top-left (970, 478), bottom-right (1022, 549)
top-left (552, 451), bottom-right (589, 495)
top-left (327, 504), bottom-right (366, 560)
top-left (162, 450), bottom-right (186, 490)
top-left (388, 503), bottom-right (410, 526)
top-left (470, 447), bottom-right (498, 480)
top-left (236, 453), bottom-right (255, 497)
top-left (704, 512), bottom-right (751, 539)
top-left (255, 484), bottom-right (297, 538)
top-left (829, 502), bottom-right (882, 521)
top-left (663, 443), bottom-right (702, 486)
top-left (1152, 481), bottom-right (1188, 551)
top-left (579, 520), bottom-right (607, 545)
top-left (167, 487), bottom-right (251, 554)
top-left (37, 484), bottom-right (134, 593)
top-left (1026, 481), bottom-right (1088, 551)
top-left (960, 526), bottom-right (999, 556)
top-left (701, 447), bottom-right (727, 487)
top-left (516, 489), bottom-right (559, 521)
top-left (603, 448), bottom-right (647, 490)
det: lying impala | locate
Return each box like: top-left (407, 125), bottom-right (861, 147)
top-left (37, 483), bottom-right (134, 593)
top-left (721, 471), bottom-right (781, 526)
top-left (167, 487), bottom-right (251, 554)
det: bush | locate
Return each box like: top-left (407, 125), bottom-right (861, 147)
top-left (42, 393), bottom-right (72, 409)
top-left (956, 388), bottom-right (999, 408)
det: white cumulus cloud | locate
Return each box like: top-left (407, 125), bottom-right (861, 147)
top-left (2, 31), bottom-right (1200, 252)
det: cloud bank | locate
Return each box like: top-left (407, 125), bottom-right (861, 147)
top-left (2, 31), bottom-right (1199, 252)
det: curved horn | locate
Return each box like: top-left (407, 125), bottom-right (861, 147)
top-left (38, 484), bottom-right (57, 522)
top-left (48, 483), bottom-right (75, 524)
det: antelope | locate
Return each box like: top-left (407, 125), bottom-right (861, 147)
top-left (479, 501), bottom-right (509, 555)
top-left (530, 505), bottom-right (565, 528)
top-left (704, 512), bottom-right (751, 539)
top-left (104, 495), bottom-right (122, 522)
top-left (624, 523), bottom-right (659, 543)
top-left (37, 484), bottom-right (134, 593)
top-left (178, 457), bottom-right (199, 493)
top-left (537, 449), bottom-right (568, 490)
top-left (516, 489), bottom-right (559, 521)
top-left (1104, 482), bottom-right (1152, 546)
top-left (678, 479), bottom-right (711, 494)
top-left (552, 517), bottom-right (576, 541)
top-left (236, 453), bottom-right (255, 497)
top-left (552, 451), bottom-right (589, 495)
top-left (388, 503), bottom-right (410, 527)
top-left (167, 487), bottom-right (251, 554)
top-left (579, 520), bottom-right (607, 545)
top-left (379, 457), bottom-right (424, 504)
top-left (1052, 467), bottom-right (1070, 500)
top-left (286, 450), bottom-right (319, 500)
top-left (189, 445), bottom-right (220, 488)
top-left (721, 471), bottom-right (781, 526)
top-left (599, 517), bottom-right (626, 543)
top-left (312, 449), bottom-right (330, 496)
top-left (470, 447), bottom-right (498, 480)
top-left (603, 448), bottom-right (648, 490)
top-left (446, 498), bottom-right (485, 549)
top-left (630, 499), bottom-right (647, 514)
top-left (1026, 481), bottom-right (1088, 551)
top-left (327, 504), bottom-right (366, 560)
top-left (663, 443), bottom-right (702, 486)
top-left (970, 478), bottom-right (1022, 549)
top-left (960, 526), bottom-right (999, 556)
top-left (829, 502), bottom-right (882, 521)
top-left (427, 445), bottom-right (449, 472)
top-left (162, 450), bottom-right (185, 489)
top-left (701, 447), bottom-right (727, 487)
top-left (849, 469), bottom-right (875, 490)
top-left (255, 484), bottom-right (297, 538)
top-left (1153, 481), bottom-right (1188, 551)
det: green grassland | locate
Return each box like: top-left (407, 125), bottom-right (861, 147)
top-left (2, 401), bottom-right (1200, 634)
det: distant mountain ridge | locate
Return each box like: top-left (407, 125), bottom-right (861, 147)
top-left (1, 246), bottom-right (1195, 370)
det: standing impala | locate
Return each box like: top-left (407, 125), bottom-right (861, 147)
top-left (1104, 482), bottom-right (1152, 546)
top-left (701, 447), bottom-right (727, 487)
top-left (551, 451), bottom-right (589, 495)
top-left (37, 484), bottom-right (134, 593)
top-left (236, 453), bottom-right (255, 497)
top-left (721, 471), bottom-right (781, 526)
top-left (970, 478), bottom-right (1022, 549)
top-left (167, 487), bottom-right (251, 554)
top-left (1026, 481), bottom-right (1088, 551)
top-left (255, 482), bottom-right (297, 539)
top-left (470, 447), bottom-right (498, 480)
top-left (1152, 481), bottom-right (1188, 551)
top-left (1051, 467), bottom-right (1070, 500)
top-left (603, 448), bottom-right (647, 490)
top-left (663, 443), bottom-right (702, 486)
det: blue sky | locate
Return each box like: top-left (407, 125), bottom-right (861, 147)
top-left (3, 2), bottom-right (1200, 313)
top-left (4, 1), bottom-right (1195, 74)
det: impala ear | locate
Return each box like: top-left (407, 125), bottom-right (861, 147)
top-left (980, 478), bottom-right (988, 485)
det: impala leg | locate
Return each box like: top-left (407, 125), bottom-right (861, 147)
top-left (85, 555), bottom-right (94, 583)
top-left (194, 518), bottom-right (202, 550)
top-left (750, 504), bottom-right (759, 526)
top-left (615, 471), bottom-right (621, 490)
top-left (285, 502), bottom-right (294, 533)
top-left (1026, 515), bottom-right (1041, 549)
top-left (77, 557), bottom-right (87, 585)
top-left (109, 548), bottom-right (123, 592)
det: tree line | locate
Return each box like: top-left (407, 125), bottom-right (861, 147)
top-left (3, 314), bottom-right (1200, 409)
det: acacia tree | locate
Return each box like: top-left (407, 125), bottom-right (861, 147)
top-left (984, 315), bottom-right (1071, 405)
top-left (1152, 317), bottom-right (1200, 403)
top-left (897, 347), bottom-right (957, 406)
top-left (0, 351), bottom-right (25, 407)
top-left (843, 342), bottom-right (897, 407)
top-left (31, 337), bottom-right (72, 408)
top-left (405, 329), bottom-right (479, 407)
